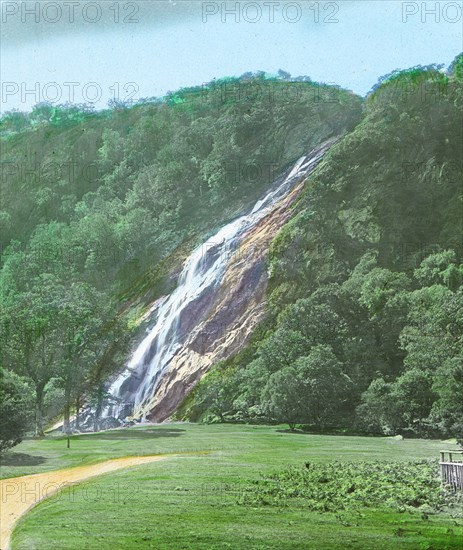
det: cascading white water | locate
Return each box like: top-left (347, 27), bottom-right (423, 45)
top-left (104, 143), bottom-right (330, 421)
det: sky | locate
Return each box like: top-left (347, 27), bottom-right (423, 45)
top-left (1, 0), bottom-right (462, 112)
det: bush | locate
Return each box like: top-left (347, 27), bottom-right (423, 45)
top-left (239, 460), bottom-right (460, 513)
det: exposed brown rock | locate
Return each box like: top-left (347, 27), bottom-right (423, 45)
top-left (141, 181), bottom-right (305, 422)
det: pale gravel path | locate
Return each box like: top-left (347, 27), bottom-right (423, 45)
top-left (0, 455), bottom-right (167, 549)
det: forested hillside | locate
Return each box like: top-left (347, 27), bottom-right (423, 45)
top-left (181, 57), bottom-right (463, 441)
top-left (0, 75), bottom-right (361, 442)
top-left (1, 57), bottom-right (462, 447)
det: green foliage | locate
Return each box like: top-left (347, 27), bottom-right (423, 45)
top-left (262, 367), bottom-right (303, 430)
top-left (262, 345), bottom-right (351, 430)
top-left (0, 368), bottom-right (33, 452)
top-left (0, 75), bottom-right (360, 431)
top-left (239, 460), bottom-right (459, 513)
top-left (414, 250), bottom-right (463, 290)
top-left (432, 356), bottom-right (463, 444)
top-left (185, 64), bottom-right (463, 439)
top-left (0, 76), bottom-right (361, 265)
top-left (357, 370), bottom-right (436, 436)
top-left (448, 53), bottom-right (463, 81)
top-left (2, 63), bottom-right (461, 438)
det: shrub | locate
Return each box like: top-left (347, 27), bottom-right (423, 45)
top-left (239, 460), bottom-right (460, 513)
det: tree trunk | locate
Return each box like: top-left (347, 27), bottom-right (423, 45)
top-left (75, 395), bottom-right (81, 432)
top-left (63, 384), bottom-right (72, 435)
top-left (35, 384), bottom-right (45, 437)
top-left (94, 384), bottom-right (104, 432)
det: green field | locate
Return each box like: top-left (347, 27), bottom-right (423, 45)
top-left (2, 424), bottom-right (462, 549)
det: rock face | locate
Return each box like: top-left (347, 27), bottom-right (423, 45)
top-left (141, 181), bottom-right (305, 422)
top-left (99, 416), bottom-right (122, 430)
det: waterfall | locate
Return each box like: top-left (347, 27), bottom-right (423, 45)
top-left (104, 141), bottom-right (333, 421)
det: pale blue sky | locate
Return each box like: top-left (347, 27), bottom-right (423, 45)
top-left (1, 1), bottom-right (462, 112)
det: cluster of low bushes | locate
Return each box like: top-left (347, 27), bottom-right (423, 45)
top-left (238, 460), bottom-right (462, 514)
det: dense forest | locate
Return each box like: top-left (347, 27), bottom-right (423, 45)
top-left (0, 74), bottom-right (361, 447)
top-left (1, 56), bottom-right (462, 451)
top-left (179, 56), bottom-right (463, 441)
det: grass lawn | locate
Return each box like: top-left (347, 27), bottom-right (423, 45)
top-left (2, 423), bottom-right (462, 549)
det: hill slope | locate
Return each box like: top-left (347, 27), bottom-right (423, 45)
top-left (180, 58), bottom-right (463, 440)
top-left (0, 76), bottom-right (361, 436)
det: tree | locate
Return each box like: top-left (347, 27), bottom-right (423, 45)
top-left (448, 53), bottom-right (463, 81)
top-left (281, 298), bottom-right (348, 357)
top-left (359, 268), bottom-right (410, 317)
top-left (262, 367), bottom-right (303, 430)
top-left (391, 368), bottom-right (436, 435)
top-left (432, 356), bottom-right (463, 443)
top-left (188, 364), bottom-right (238, 423)
top-left (414, 251), bottom-right (463, 291)
top-left (87, 315), bottom-right (131, 432)
top-left (262, 345), bottom-right (350, 431)
top-left (259, 329), bottom-right (311, 373)
top-left (0, 369), bottom-right (33, 453)
top-left (358, 369), bottom-right (436, 436)
top-left (401, 286), bottom-right (462, 374)
top-left (277, 69), bottom-right (291, 81)
top-left (1, 280), bottom-right (62, 436)
top-left (357, 378), bottom-right (403, 435)
top-left (294, 345), bottom-right (350, 430)
top-left (0, 109), bottom-right (30, 134)
top-left (57, 282), bottom-right (109, 434)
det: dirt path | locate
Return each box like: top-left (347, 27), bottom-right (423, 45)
top-left (0, 455), bottom-right (166, 550)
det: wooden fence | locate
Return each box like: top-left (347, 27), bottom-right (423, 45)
top-left (440, 450), bottom-right (463, 490)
